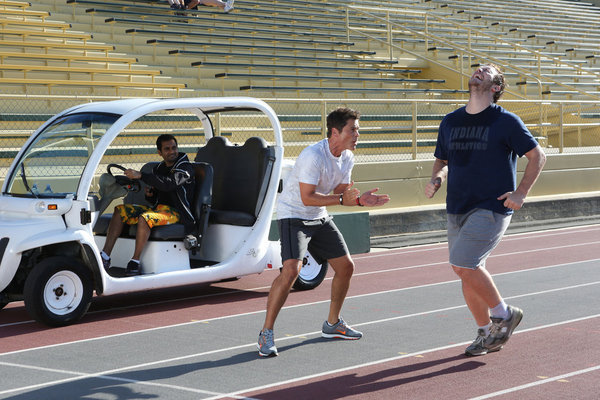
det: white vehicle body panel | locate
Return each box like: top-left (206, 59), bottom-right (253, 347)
top-left (0, 97), bottom-right (285, 298)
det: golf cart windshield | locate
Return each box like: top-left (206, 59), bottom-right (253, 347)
top-left (4, 112), bottom-right (119, 198)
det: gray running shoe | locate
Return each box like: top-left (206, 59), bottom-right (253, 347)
top-left (465, 329), bottom-right (502, 357)
top-left (485, 305), bottom-right (523, 351)
top-left (321, 318), bottom-right (363, 340)
top-left (257, 329), bottom-right (278, 357)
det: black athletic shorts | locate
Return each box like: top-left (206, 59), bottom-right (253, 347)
top-left (278, 217), bottom-right (349, 263)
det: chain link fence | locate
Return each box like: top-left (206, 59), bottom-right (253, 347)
top-left (0, 96), bottom-right (598, 184)
top-left (265, 99), bottom-right (600, 160)
top-left (0, 101), bottom-right (280, 195)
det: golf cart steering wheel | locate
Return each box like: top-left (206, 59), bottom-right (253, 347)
top-left (107, 164), bottom-right (141, 192)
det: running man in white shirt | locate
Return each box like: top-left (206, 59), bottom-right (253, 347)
top-left (257, 107), bottom-right (390, 357)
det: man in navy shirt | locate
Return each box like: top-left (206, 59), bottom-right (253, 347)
top-left (425, 63), bottom-right (546, 356)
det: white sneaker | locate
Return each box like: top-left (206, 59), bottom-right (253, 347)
top-left (224, 0), bottom-right (234, 12)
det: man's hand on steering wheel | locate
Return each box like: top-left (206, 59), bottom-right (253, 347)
top-left (124, 169), bottom-right (142, 180)
top-left (107, 164), bottom-right (141, 192)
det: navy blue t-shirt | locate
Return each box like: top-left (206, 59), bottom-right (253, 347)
top-left (434, 103), bottom-right (538, 215)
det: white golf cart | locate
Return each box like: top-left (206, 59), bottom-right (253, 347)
top-left (0, 97), bottom-right (328, 326)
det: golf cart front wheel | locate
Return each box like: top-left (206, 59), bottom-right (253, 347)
top-left (24, 256), bottom-right (93, 327)
top-left (292, 251), bottom-right (328, 291)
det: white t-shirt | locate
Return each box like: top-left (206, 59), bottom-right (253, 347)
top-left (277, 138), bottom-right (354, 220)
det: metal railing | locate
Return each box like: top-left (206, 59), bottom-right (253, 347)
top-left (0, 95), bottom-right (598, 170)
top-left (344, 5), bottom-right (600, 102)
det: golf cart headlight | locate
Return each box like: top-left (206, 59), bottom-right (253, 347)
top-left (34, 201), bottom-right (47, 213)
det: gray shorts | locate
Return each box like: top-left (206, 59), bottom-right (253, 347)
top-left (278, 217), bottom-right (349, 263)
top-left (447, 208), bottom-right (511, 270)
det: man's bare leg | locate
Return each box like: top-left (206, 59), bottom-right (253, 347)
top-left (102, 208), bottom-right (125, 256)
top-left (326, 254), bottom-right (354, 325)
top-left (262, 258), bottom-right (302, 331)
top-left (453, 265), bottom-right (502, 326)
top-left (132, 218), bottom-right (151, 261)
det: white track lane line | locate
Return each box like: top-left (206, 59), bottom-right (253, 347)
top-left (350, 241), bottom-right (600, 279)
top-left (210, 314), bottom-right (600, 400)
top-left (2, 258), bottom-right (598, 355)
top-left (0, 360), bottom-right (227, 397)
top-left (356, 237), bottom-right (600, 261)
top-left (468, 365), bottom-right (600, 400)
top-left (3, 236), bottom-right (595, 329)
top-left (230, 239), bottom-right (600, 292)
top-left (368, 224), bottom-right (600, 257)
top-left (1, 280), bottom-right (598, 398)
top-left (2, 225), bottom-right (598, 328)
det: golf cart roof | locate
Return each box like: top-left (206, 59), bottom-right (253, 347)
top-left (61, 97), bottom-right (275, 117)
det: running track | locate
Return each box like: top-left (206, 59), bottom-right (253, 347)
top-left (0, 224), bottom-right (598, 399)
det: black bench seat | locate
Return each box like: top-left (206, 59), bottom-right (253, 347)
top-left (194, 136), bottom-right (275, 227)
top-left (126, 28), bottom-right (353, 47)
top-left (215, 72), bottom-right (444, 84)
top-left (192, 61), bottom-right (421, 75)
top-left (169, 49), bottom-right (397, 65)
top-left (148, 39), bottom-right (374, 56)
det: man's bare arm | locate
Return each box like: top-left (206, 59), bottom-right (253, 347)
top-left (424, 158), bottom-right (448, 199)
top-left (497, 145), bottom-right (546, 210)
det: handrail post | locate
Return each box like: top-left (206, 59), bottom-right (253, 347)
top-left (387, 11), bottom-right (393, 61)
top-left (321, 101), bottom-right (327, 138)
top-left (345, 8), bottom-right (350, 43)
top-left (424, 14), bottom-right (428, 51)
top-left (215, 112), bottom-right (221, 137)
top-left (559, 102), bottom-right (564, 153)
top-left (460, 51), bottom-right (465, 91)
top-left (467, 30), bottom-right (472, 69)
top-left (412, 101), bottom-right (418, 160)
top-left (577, 102), bottom-right (582, 146)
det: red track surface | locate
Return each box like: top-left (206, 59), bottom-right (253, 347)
top-left (1, 224), bottom-right (599, 399)
top-left (245, 317), bottom-right (600, 399)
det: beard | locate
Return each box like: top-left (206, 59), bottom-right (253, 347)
top-left (468, 78), bottom-right (493, 95)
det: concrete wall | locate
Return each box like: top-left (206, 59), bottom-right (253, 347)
top-left (327, 152), bottom-right (600, 212)
top-left (369, 192), bottom-right (600, 247)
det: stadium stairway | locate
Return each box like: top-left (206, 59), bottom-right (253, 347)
top-left (13, 0), bottom-right (600, 103)
top-left (0, 0), bottom-right (598, 244)
top-left (0, 1), bottom-right (186, 96)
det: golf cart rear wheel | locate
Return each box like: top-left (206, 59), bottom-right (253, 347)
top-left (292, 251), bottom-right (328, 291)
top-left (24, 256), bottom-right (93, 327)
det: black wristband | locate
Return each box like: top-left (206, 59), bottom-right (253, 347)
top-left (339, 194), bottom-right (344, 205)
top-left (356, 196), bottom-right (364, 206)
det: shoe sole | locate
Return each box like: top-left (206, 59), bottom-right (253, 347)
top-left (465, 345), bottom-right (503, 357)
top-left (257, 345), bottom-right (278, 357)
top-left (321, 332), bottom-right (362, 340)
top-left (258, 351), bottom-right (278, 357)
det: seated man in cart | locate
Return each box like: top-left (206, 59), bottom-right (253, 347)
top-left (100, 134), bottom-right (196, 276)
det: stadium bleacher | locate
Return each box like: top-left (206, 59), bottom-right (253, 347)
top-left (0, 2), bottom-right (185, 96)
top-left (0, 0), bottom-right (598, 208)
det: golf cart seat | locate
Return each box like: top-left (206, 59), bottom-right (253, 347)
top-left (194, 136), bottom-right (275, 227)
top-left (94, 162), bottom-right (213, 247)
